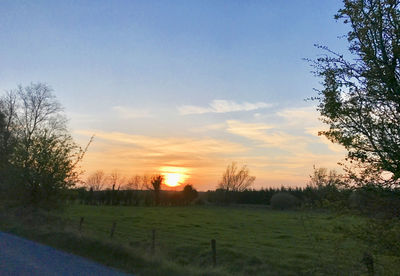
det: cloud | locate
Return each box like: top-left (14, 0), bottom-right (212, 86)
top-left (226, 120), bottom-right (305, 149)
top-left (78, 130), bottom-right (247, 154)
top-left (75, 129), bottom-right (249, 188)
top-left (188, 123), bottom-right (226, 133)
top-left (76, 130), bottom-right (248, 172)
top-left (112, 106), bottom-right (153, 119)
top-left (305, 126), bottom-right (345, 153)
top-left (74, 104), bottom-right (347, 190)
top-left (178, 99), bottom-right (272, 115)
top-left (66, 112), bottom-right (102, 123)
top-left (276, 106), bottom-right (320, 127)
top-left (277, 106), bottom-right (346, 153)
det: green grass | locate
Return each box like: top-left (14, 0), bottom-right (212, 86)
top-left (1, 204), bottom-right (399, 275)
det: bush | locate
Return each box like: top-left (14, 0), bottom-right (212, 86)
top-left (348, 186), bottom-right (400, 218)
top-left (270, 192), bottom-right (298, 210)
top-left (193, 198), bottom-right (205, 205)
top-left (182, 185), bottom-right (198, 205)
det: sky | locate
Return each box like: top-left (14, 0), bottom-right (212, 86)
top-left (0, 0), bottom-right (351, 190)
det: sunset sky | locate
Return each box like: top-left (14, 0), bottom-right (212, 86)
top-left (0, 1), bottom-right (350, 190)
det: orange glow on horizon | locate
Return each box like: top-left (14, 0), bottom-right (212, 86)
top-left (160, 166), bottom-right (190, 187)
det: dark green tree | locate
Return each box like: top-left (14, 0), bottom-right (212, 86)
top-left (0, 93), bottom-right (16, 190)
top-left (312, 0), bottom-right (400, 185)
top-left (1, 83), bottom-right (89, 207)
top-left (182, 184), bottom-right (198, 204)
top-left (0, 109), bottom-right (6, 162)
top-left (150, 175), bottom-right (164, 206)
top-left (0, 109), bottom-right (8, 184)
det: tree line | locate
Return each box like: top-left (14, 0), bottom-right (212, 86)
top-left (73, 171), bottom-right (199, 207)
top-left (71, 165), bottom-right (400, 219)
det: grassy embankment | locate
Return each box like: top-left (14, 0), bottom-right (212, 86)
top-left (1, 204), bottom-right (399, 275)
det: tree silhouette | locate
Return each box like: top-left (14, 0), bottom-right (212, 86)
top-left (0, 109), bottom-right (9, 185)
top-left (312, 0), bottom-right (400, 184)
top-left (218, 162), bottom-right (256, 192)
top-left (150, 174), bottom-right (164, 206)
top-left (86, 170), bottom-right (106, 191)
top-left (182, 184), bottom-right (198, 204)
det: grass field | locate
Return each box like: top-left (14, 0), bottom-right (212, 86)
top-left (1, 204), bottom-right (399, 275)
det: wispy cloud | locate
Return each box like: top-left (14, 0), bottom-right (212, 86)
top-left (77, 130), bottom-right (247, 154)
top-left (277, 106), bottom-right (346, 153)
top-left (188, 123), bottom-right (226, 133)
top-left (276, 106), bottom-right (320, 127)
top-left (226, 120), bottom-right (302, 149)
top-left (178, 99), bottom-right (272, 115)
top-left (305, 126), bottom-right (345, 153)
top-left (66, 112), bottom-right (102, 123)
top-left (74, 105), bottom-right (347, 190)
top-left (112, 106), bottom-right (153, 119)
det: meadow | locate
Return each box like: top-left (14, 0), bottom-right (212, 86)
top-left (1, 204), bottom-right (399, 275)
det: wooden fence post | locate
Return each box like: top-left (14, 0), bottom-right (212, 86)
top-left (110, 222), bottom-right (117, 238)
top-left (211, 239), bottom-right (216, 267)
top-left (78, 217), bottom-right (84, 232)
top-left (151, 229), bottom-right (156, 255)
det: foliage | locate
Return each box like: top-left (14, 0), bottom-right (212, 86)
top-left (270, 192), bottom-right (299, 210)
top-left (182, 184), bottom-right (198, 204)
top-left (218, 162), bottom-right (255, 192)
top-left (0, 83), bottom-right (88, 207)
top-left (206, 188), bottom-right (276, 205)
top-left (351, 217), bottom-right (400, 257)
top-left (149, 175), bottom-right (164, 206)
top-left (305, 166), bottom-right (348, 208)
top-left (0, 109), bottom-right (9, 184)
top-left (348, 184), bottom-right (400, 217)
top-left (0, 109), bottom-right (7, 159)
top-left (0, 98), bottom-right (15, 187)
top-left (311, 0), bottom-right (400, 183)
top-left (309, 166), bottom-right (343, 188)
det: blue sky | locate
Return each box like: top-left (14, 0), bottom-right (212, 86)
top-left (0, 1), bottom-right (350, 189)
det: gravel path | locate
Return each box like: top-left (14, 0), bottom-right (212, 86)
top-left (0, 232), bottom-right (131, 276)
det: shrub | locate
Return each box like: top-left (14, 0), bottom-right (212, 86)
top-left (182, 185), bottom-right (198, 205)
top-left (193, 198), bottom-right (205, 205)
top-left (270, 192), bottom-right (298, 210)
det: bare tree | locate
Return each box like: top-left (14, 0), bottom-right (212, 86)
top-left (218, 162), bottom-right (256, 192)
top-left (11, 84), bottom-right (64, 144)
top-left (109, 170), bottom-right (123, 191)
top-left (142, 174), bottom-right (150, 190)
top-left (125, 174), bottom-right (142, 190)
top-left (86, 170), bottom-right (106, 191)
top-left (309, 166), bottom-right (343, 188)
top-left (108, 170), bottom-right (124, 205)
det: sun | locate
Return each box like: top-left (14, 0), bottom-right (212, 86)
top-left (160, 166), bottom-right (189, 187)
top-left (163, 173), bottom-right (183, 187)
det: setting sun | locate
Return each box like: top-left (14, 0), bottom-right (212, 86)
top-left (163, 173), bottom-right (183, 187)
top-left (160, 166), bottom-right (190, 187)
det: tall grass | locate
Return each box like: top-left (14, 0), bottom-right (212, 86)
top-left (1, 204), bottom-right (399, 275)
